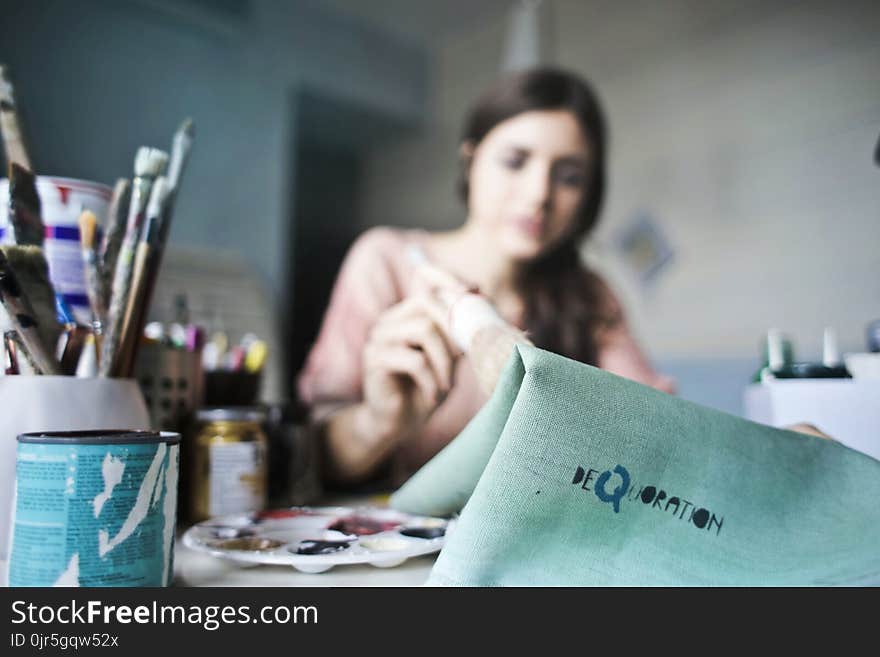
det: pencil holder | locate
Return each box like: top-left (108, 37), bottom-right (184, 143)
top-left (134, 341), bottom-right (204, 433)
top-left (204, 370), bottom-right (262, 406)
top-left (0, 376), bottom-right (149, 568)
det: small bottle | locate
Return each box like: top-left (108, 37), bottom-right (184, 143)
top-left (822, 327), bottom-right (841, 367)
top-left (867, 319), bottom-right (880, 353)
top-left (190, 407), bottom-right (268, 522)
top-left (753, 329), bottom-right (794, 382)
top-left (760, 327), bottom-right (851, 380)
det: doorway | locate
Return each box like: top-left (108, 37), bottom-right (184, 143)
top-left (284, 89), bottom-right (417, 399)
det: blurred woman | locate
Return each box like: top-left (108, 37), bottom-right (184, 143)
top-left (297, 68), bottom-right (674, 486)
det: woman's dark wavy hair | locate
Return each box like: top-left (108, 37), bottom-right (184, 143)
top-left (458, 67), bottom-right (610, 364)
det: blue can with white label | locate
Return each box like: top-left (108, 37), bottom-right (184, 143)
top-left (8, 430), bottom-right (180, 587)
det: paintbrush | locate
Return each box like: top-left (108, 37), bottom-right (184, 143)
top-left (100, 147), bottom-right (167, 377)
top-left (140, 118), bottom-right (193, 305)
top-left (1, 244), bottom-right (62, 358)
top-left (166, 118), bottom-right (194, 195)
top-left (116, 176), bottom-right (170, 377)
top-left (0, 65), bottom-right (32, 170)
top-left (0, 248), bottom-right (60, 374)
top-left (10, 331), bottom-right (41, 376)
top-left (58, 325), bottom-right (88, 375)
top-left (139, 120), bottom-right (194, 302)
top-left (4, 330), bottom-right (19, 374)
top-left (125, 120), bottom-right (195, 373)
top-left (7, 163), bottom-right (44, 246)
top-left (90, 318), bottom-right (103, 369)
top-left (146, 120), bottom-right (195, 291)
top-left (75, 332), bottom-right (98, 377)
top-left (6, 330), bottom-right (42, 375)
top-left (77, 209), bottom-right (105, 322)
top-left (99, 178), bottom-right (130, 308)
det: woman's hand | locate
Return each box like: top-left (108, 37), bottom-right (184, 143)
top-left (318, 259), bottom-right (473, 485)
top-left (361, 294), bottom-right (460, 443)
top-left (786, 423), bottom-right (833, 439)
top-left (406, 245), bottom-right (532, 394)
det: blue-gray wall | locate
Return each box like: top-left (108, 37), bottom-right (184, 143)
top-left (0, 0), bottom-right (428, 300)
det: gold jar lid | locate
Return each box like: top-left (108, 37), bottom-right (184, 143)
top-left (196, 406), bottom-right (267, 424)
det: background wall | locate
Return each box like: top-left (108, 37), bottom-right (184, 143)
top-left (2, 0), bottom-right (877, 411)
top-left (353, 0), bottom-right (880, 411)
top-left (0, 0), bottom-right (428, 301)
top-left (0, 0), bottom-right (429, 400)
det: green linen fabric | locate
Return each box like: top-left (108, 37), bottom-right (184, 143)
top-left (391, 345), bottom-right (880, 586)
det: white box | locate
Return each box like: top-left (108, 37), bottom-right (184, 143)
top-left (744, 380), bottom-right (880, 462)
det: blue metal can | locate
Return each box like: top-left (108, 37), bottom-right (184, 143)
top-left (8, 430), bottom-right (180, 587)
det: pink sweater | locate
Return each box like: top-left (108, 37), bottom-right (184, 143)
top-left (297, 227), bottom-right (674, 480)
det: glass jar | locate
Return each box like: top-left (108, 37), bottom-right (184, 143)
top-left (190, 407), bottom-right (268, 522)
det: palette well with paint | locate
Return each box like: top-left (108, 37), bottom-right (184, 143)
top-left (182, 506), bottom-right (452, 573)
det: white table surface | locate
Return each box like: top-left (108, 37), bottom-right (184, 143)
top-left (2, 548), bottom-right (436, 588)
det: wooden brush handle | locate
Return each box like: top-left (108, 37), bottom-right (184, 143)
top-left (100, 179), bottom-right (130, 291)
top-left (115, 241), bottom-right (151, 377)
top-left (0, 110), bottom-right (30, 170)
top-left (0, 65), bottom-right (32, 170)
top-left (82, 251), bottom-right (105, 323)
top-left (125, 246), bottom-right (162, 376)
top-left (100, 177), bottom-right (152, 377)
top-left (0, 252), bottom-right (60, 375)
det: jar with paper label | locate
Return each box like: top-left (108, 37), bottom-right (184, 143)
top-left (190, 407), bottom-right (268, 522)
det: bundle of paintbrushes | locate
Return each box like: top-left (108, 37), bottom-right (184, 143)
top-left (1, 64), bottom-right (62, 375)
top-left (87, 121), bottom-right (194, 379)
top-left (0, 63), bottom-right (195, 379)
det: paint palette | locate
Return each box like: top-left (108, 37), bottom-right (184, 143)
top-left (182, 506), bottom-right (452, 573)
